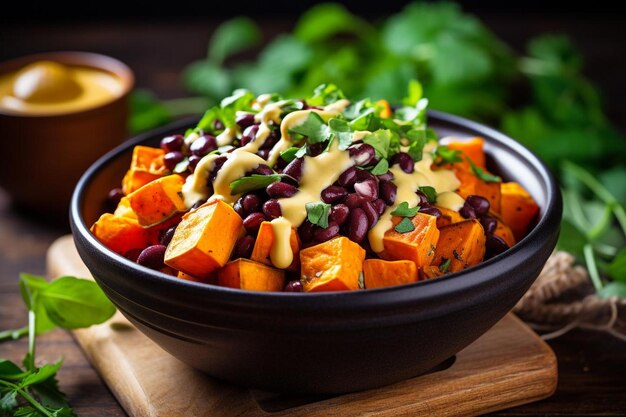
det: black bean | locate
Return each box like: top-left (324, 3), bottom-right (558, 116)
top-left (379, 181), bottom-right (397, 206)
top-left (391, 152), bottom-right (414, 173)
top-left (361, 201), bottom-right (379, 230)
top-left (480, 216), bottom-right (497, 235)
top-left (232, 235), bottom-right (255, 259)
top-left (242, 194), bottom-right (261, 214)
top-left (307, 142), bottom-right (326, 157)
top-left (233, 199), bottom-right (245, 217)
top-left (260, 130), bottom-right (279, 150)
top-left (415, 190), bottom-right (429, 206)
top-left (354, 179), bottom-right (378, 201)
top-left (188, 155), bottom-right (201, 172)
top-left (164, 151), bottom-right (184, 170)
top-left (355, 169), bottom-right (376, 183)
top-left (377, 171), bottom-right (394, 182)
top-left (283, 158), bottom-right (304, 182)
top-left (459, 203), bottom-right (477, 219)
top-left (344, 193), bottom-right (366, 209)
top-left (191, 199), bottom-right (207, 211)
top-left (160, 226), bottom-right (177, 246)
top-left (263, 199), bottom-right (282, 219)
top-left (243, 212), bottom-right (266, 232)
top-left (298, 221), bottom-right (316, 243)
top-left (329, 204), bottom-right (350, 226)
top-left (190, 135), bottom-right (217, 156)
top-left (466, 195), bottom-right (490, 217)
top-left (348, 143), bottom-right (376, 166)
top-left (267, 182), bottom-right (298, 198)
top-left (137, 245), bottom-right (167, 270)
top-left (347, 208), bottom-right (369, 243)
top-left (252, 164), bottom-right (274, 176)
top-left (106, 187), bottom-right (124, 212)
top-left (284, 280), bottom-right (303, 292)
top-left (124, 248), bottom-right (142, 263)
top-left (314, 221), bottom-right (340, 242)
top-left (419, 206), bottom-right (442, 220)
top-left (241, 124), bottom-right (260, 146)
top-left (257, 149), bottom-right (270, 160)
top-left (485, 235), bottom-right (509, 259)
top-left (337, 166), bottom-right (358, 188)
top-left (372, 199), bottom-right (387, 216)
top-left (160, 134), bottom-right (184, 152)
top-left (209, 156), bottom-right (228, 181)
top-left (213, 119), bottom-right (225, 130)
top-left (321, 185), bottom-right (348, 203)
top-left (236, 113), bottom-right (255, 129)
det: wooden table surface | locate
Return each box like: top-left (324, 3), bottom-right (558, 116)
top-left (1, 13), bottom-right (625, 416)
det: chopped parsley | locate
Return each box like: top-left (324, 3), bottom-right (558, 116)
top-left (391, 201), bottom-right (420, 217)
top-left (418, 186), bottom-right (438, 203)
top-left (305, 201), bottom-right (332, 228)
top-left (394, 217), bottom-right (415, 233)
top-left (467, 157), bottom-right (501, 183)
top-left (229, 174), bottom-right (281, 195)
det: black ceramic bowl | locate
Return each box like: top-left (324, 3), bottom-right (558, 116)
top-left (70, 111), bottom-right (561, 394)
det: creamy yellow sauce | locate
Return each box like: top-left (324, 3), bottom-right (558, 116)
top-left (269, 216), bottom-right (294, 268)
top-left (367, 144), bottom-right (462, 253)
top-left (0, 61), bottom-right (123, 115)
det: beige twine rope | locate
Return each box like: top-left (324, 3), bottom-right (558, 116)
top-left (514, 251), bottom-right (626, 341)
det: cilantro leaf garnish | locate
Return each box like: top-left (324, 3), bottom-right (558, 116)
top-left (467, 158), bottom-right (501, 183)
top-left (305, 201), bottom-right (332, 228)
top-left (439, 258), bottom-right (452, 273)
top-left (229, 174), bottom-right (282, 195)
top-left (394, 217), bottom-right (416, 233)
top-left (434, 145), bottom-right (463, 164)
top-left (418, 186), bottom-right (438, 203)
top-left (370, 159), bottom-right (389, 175)
top-left (363, 129), bottom-right (391, 159)
top-left (328, 118), bottom-right (354, 150)
top-left (280, 147), bottom-right (300, 162)
top-left (391, 202), bottom-right (421, 217)
top-left (288, 112), bottom-right (331, 144)
top-left (406, 129), bottom-right (427, 162)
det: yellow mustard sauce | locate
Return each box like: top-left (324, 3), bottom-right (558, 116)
top-left (0, 61), bottom-right (123, 115)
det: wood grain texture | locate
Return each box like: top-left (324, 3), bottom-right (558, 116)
top-left (47, 235), bottom-right (557, 417)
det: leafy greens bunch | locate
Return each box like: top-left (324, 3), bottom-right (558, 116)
top-left (0, 275), bottom-right (116, 417)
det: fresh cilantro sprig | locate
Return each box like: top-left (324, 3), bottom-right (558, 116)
top-left (229, 174), bottom-right (282, 195)
top-left (391, 202), bottom-right (420, 217)
top-left (305, 201), bottom-right (331, 228)
top-left (1, 274), bottom-right (116, 417)
top-left (467, 158), bottom-right (501, 183)
top-left (394, 217), bottom-right (415, 234)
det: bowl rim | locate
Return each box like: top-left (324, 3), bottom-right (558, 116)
top-left (0, 51), bottom-right (134, 118)
top-left (71, 110), bottom-right (562, 310)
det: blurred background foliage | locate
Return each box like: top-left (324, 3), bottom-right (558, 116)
top-left (131, 2), bottom-right (626, 296)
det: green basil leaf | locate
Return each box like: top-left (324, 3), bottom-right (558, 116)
top-left (280, 147), bottom-right (300, 163)
top-left (370, 159), bottom-right (389, 176)
top-left (394, 217), bottom-right (415, 233)
top-left (230, 174), bottom-right (282, 195)
top-left (288, 112), bottom-right (331, 144)
top-left (305, 201), bottom-right (332, 228)
top-left (19, 274), bottom-right (48, 309)
top-left (435, 145), bottom-right (463, 164)
top-left (467, 157), bottom-right (501, 183)
top-left (418, 186), bottom-right (438, 204)
top-left (39, 277), bottom-right (116, 329)
top-left (391, 202), bottom-right (420, 217)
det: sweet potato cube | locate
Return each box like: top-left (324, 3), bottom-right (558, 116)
top-left (381, 213), bottom-right (440, 267)
top-left (218, 259), bottom-right (285, 292)
top-left (177, 270), bottom-right (217, 285)
top-left (442, 137), bottom-right (486, 169)
top-left (494, 220), bottom-right (516, 248)
top-left (300, 237), bottom-right (366, 292)
top-left (377, 99), bottom-right (393, 118)
top-left (363, 259), bottom-right (418, 289)
top-left (251, 222), bottom-right (300, 271)
top-left (420, 265), bottom-right (445, 280)
top-left (164, 200), bottom-right (243, 278)
top-left (501, 182), bottom-right (540, 241)
top-left (452, 166), bottom-right (501, 214)
top-left (436, 206), bottom-right (465, 228)
top-left (432, 219), bottom-right (486, 273)
top-left (127, 175), bottom-right (187, 227)
top-left (91, 213), bottom-right (151, 256)
top-left (122, 146), bottom-right (167, 194)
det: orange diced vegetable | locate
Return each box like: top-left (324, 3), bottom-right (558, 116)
top-left (443, 137), bottom-right (486, 169)
top-left (177, 270), bottom-right (218, 285)
top-left (432, 219), bottom-right (486, 273)
top-left (300, 237), bottom-right (366, 292)
top-left (381, 213), bottom-right (440, 267)
top-left (218, 259), bottom-right (285, 292)
top-left (451, 165), bottom-right (501, 214)
top-left (494, 219), bottom-right (516, 248)
top-left (122, 146), bottom-right (167, 194)
top-left (420, 265), bottom-right (444, 280)
top-left (500, 182), bottom-right (540, 241)
top-left (250, 221), bottom-right (301, 271)
top-left (126, 175), bottom-right (187, 227)
top-left (436, 206), bottom-right (465, 228)
top-left (164, 200), bottom-right (243, 279)
top-left (377, 99), bottom-right (393, 118)
top-left (90, 213), bottom-right (151, 256)
top-left (363, 259), bottom-right (418, 289)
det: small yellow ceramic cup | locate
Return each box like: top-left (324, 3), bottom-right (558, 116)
top-left (0, 51), bottom-right (134, 219)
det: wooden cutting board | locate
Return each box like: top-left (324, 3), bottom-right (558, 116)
top-left (47, 235), bottom-right (557, 417)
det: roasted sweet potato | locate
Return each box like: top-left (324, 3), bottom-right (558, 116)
top-left (300, 236), bottom-right (366, 292)
top-left (500, 182), bottom-right (539, 241)
top-left (251, 221), bottom-right (300, 271)
top-left (494, 219), bottom-right (516, 248)
top-left (443, 137), bottom-right (486, 169)
top-left (432, 219), bottom-right (486, 273)
top-left (436, 206), bottom-right (465, 228)
top-left (381, 213), bottom-right (440, 267)
top-left (91, 213), bottom-right (151, 256)
top-left (164, 200), bottom-right (244, 278)
top-left (377, 99), bottom-right (393, 118)
top-left (126, 175), bottom-right (187, 227)
top-left (363, 259), bottom-right (418, 289)
top-left (218, 259), bottom-right (285, 292)
top-left (451, 166), bottom-right (501, 214)
top-left (122, 146), bottom-right (167, 194)
top-left (420, 266), bottom-right (444, 280)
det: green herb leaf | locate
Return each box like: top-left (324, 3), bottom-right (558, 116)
top-left (391, 202), bottom-right (420, 217)
top-left (129, 90), bottom-right (172, 135)
top-left (363, 130), bottom-right (391, 159)
top-left (307, 84), bottom-right (346, 107)
top-left (394, 217), bottom-right (416, 233)
top-left (467, 158), bottom-right (501, 183)
top-left (0, 390), bottom-right (17, 413)
top-left (208, 17), bottom-right (261, 65)
top-left (328, 118), bottom-right (353, 150)
top-left (288, 112), bottom-right (331, 144)
top-left (280, 147), bottom-right (300, 163)
top-left (19, 274), bottom-right (55, 335)
top-left (439, 258), bottom-right (452, 273)
top-left (0, 360), bottom-right (24, 379)
top-left (607, 249), bottom-right (626, 282)
top-left (419, 186), bottom-right (438, 204)
top-left (435, 146), bottom-right (463, 164)
top-left (20, 360), bottom-right (62, 389)
top-left (229, 174), bottom-right (282, 195)
top-left (38, 277), bottom-right (116, 329)
top-left (406, 129), bottom-right (427, 162)
top-left (403, 79), bottom-right (423, 106)
top-left (295, 3), bottom-right (363, 43)
top-left (370, 159), bottom-right (389, 176)
top-left (597, 281), bottom-right (626, 299)
top-left (305, 201), bottom-right (331, 228)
